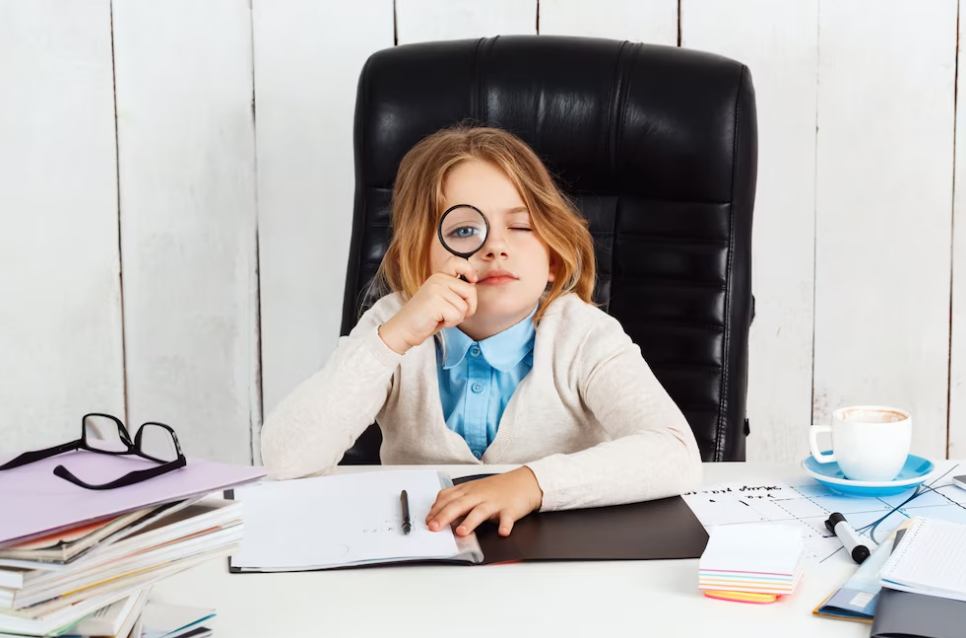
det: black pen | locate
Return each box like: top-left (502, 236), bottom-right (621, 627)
top-left (400, 490), bottom-right (412, 534)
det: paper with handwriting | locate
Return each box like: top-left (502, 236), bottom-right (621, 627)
top-left (682, 470), bottom-right (966, 563)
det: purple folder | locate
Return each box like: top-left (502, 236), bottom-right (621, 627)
top-left (0, 450), bottom-right (266, 546)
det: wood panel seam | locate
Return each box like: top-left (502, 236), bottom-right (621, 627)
top-left (110, 0), bottom-right (129, 426)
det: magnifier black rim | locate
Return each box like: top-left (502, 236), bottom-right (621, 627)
top-left (438, 203), bottom-right (490, 259)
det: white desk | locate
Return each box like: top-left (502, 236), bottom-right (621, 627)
top-left (153, 462), bottom-right (960, 638)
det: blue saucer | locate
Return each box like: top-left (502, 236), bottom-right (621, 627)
top-left (801, 453), bottom-right (935, 497)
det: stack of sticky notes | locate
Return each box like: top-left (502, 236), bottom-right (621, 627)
top-left (699, 523), bottom-right (806, 598)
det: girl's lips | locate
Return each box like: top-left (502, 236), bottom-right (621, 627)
top-left (477, 275), bottom-right (517, 286)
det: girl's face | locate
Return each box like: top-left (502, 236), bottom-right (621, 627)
top-left (430, 159), bottom-right (555, 336)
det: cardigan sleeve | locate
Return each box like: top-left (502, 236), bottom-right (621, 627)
top-left (524, 316), bottom-right (703, 511)
top-left (260, 296), bottom-right (405, 479)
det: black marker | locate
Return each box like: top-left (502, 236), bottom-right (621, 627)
top-left (400, 490), bottom-right (412, 535)
top-left (825, 512), bottom-right (874, 564)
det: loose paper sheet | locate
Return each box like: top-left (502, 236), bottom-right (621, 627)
top-left (683, 470), bottom-right (966, 564)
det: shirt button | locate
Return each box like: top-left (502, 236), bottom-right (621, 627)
top-left (471, 382), bottom-right (484, 393)
top-left (470, 346), bottom-right (481, 357)
top-left (474, 451), bottom-right (482, 459)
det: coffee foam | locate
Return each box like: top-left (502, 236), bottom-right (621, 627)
top-left (840, 408), bottom-right (907, 424)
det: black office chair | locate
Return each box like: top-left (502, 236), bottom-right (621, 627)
top-left (339, 35), bottom-right (757, 464)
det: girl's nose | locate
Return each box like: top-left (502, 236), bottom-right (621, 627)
top-left (481, 227), bottom-right (509, 258)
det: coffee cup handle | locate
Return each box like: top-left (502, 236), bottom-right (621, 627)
top-left (808, 425), bottom-right (837, 464)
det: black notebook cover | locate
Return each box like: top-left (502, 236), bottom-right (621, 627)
top-left (454, 473), bottom-right (709, 563)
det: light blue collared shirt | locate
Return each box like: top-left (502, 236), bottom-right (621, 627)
top-left (436, 308), bottom-right (537, 459)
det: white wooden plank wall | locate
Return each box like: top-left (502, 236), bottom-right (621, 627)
top-left (811, 0), bottom-right (956, 461)
top-left (396, 0), bottom-right (537, 44)
top-left (953, 0), bottom-right (966, 460)
top-left (0, 0), bottom-right (125, 453)
top-left (112, 0), bottom-right (259, 464)
top-left (682, 0), bottom-right (820, 464)
top-left (539, 0), bottom-right (677, 43)
top-left (253, 1), bottom-right (394, 463)
top-left (4, 0), bottom-right (966, 465)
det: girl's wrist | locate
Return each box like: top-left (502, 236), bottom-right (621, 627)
top-left (517, 466), bottom-right (544, 511)
top-left (377, 320), bottom-right (412, 355)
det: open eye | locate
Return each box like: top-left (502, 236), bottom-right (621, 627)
top-left (449, 226), bottom-right (480, 239)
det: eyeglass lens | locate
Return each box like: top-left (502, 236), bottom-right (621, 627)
top-left (83, 414), bottom-right (128, 453)
top-left (137, 424), bottom-right (179, 463)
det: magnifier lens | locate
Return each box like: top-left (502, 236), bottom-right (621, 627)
top-left (439, 205), bottom-right (488, 257)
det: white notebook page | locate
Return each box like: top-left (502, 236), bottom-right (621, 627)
top-left (880, 517), bottom-right (966, 600)
top-left (232, 469), bottom-right (460, 570)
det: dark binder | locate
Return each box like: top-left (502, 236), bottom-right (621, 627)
top-left (871, 589), bottom-right (966, 638)
top-left (871, 527), bottom-right (966, 638)
top-left (453, 473), bottom-right (709, 564)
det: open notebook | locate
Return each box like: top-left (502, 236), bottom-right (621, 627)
top-left (229, 470), bottom-right (481, 571)
top-left (879, 517), bottom-right (966, 603)
top-left (227, 468), bottom-right (709, 572)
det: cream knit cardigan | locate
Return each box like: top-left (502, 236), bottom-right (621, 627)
top-left (261, 292), bottom-right (703, 511)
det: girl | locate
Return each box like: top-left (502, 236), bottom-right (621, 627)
top-left (261, 125), bottom-right (702, 538)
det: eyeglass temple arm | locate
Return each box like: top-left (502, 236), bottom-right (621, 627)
top-left (53, 457), bottom-right (187, 491)
top-left (0, 441), bottom-right (82, 471)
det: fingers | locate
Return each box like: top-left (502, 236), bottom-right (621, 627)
top-left (425, 474), bottom-right (537, 537)
top-left (455, 276), bottom-right (478, 318)
top-left (440, 256), bottom-right (479, 283)
top-left (463, 277), bottom-right (478, 317)
top-left (423, 256), bottom-right (478, 322)
top-left (428, 499), bottom-right (519, 537)
top-left (425, 277), bottom-right (476, 327)
top-left (498, 511), bottom-right (515, 537)
top-left (429, 272), bottom-right (477, 307)
top-left (455, 503), bottom-right (498, 537)
top-left (385, 254), bottom-right (480, 351)
top-left (426, 486), bottom-right (461, 522)
top-left (436, 288), bottom-right (469, 328)
top-left (428, 495), bottom-right (477, 532)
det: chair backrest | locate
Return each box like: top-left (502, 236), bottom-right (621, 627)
top-left (340, 35), bottom-right (757, 463)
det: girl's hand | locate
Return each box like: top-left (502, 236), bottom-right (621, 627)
top-left (378, 256), bottom-right (479, 354)
top-left (425, 467), bottom-right (543, 537)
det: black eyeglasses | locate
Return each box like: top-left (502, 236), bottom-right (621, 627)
top-left (0, 413), bottom-right (186, 490)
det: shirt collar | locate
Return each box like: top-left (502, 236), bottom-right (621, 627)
top-left (441, 305), bottom-right (537, 372)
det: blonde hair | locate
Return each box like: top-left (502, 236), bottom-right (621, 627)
top-left (375, 125), bottom-right (596, 322)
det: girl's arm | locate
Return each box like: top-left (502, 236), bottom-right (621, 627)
top-left (262, 258), bottom-right (478, 479)
top-left (260, 296), bottom-right (405, 479)
top-left (525, 319), bottom-right (704, 511)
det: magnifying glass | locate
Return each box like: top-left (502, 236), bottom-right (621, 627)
top-left (437, 204), bottom-right (489, 281)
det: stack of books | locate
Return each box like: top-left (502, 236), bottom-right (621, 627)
top-left (0, 452), bottom-right (264, 637)
top-left (698, 523), bottom-right (806, 598)
top-left (0, 591), bottom-right (216, 638)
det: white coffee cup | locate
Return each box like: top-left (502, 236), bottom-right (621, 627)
top-left (808, 406), bottom-right (912, 482)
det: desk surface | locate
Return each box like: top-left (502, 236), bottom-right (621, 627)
top-left (153, 462), bottom-right (958, 638)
